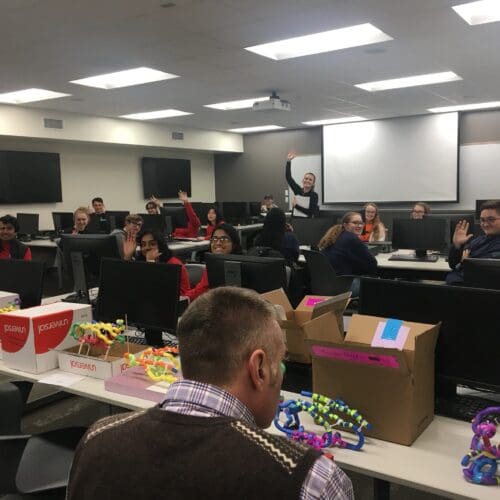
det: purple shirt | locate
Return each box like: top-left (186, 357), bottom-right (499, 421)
top-left (162, 380), bottom-right (354, 500)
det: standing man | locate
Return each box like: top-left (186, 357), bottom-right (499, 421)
top-left (67, 287), bottom-right (354, 500)
top-left (447, 199), bottom-right (500, 284)
top-left (0, 215), bottom-right (32, 260)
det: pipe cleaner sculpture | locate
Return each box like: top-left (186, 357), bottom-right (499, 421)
top-left (0, 297), bottom-right (21, 314)
top-left (70, 319), bottom-right (126, 359)
top-left (461, 406), bottom-right (500, 486)
top-left (274, 391), bottom-right (372, 453)
top-left (124, 347), bottom-right (180, 384)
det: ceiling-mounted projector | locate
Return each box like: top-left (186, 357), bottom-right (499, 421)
top-left (253, 92), bottom-right (291, 112)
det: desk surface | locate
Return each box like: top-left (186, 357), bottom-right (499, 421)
top-left (0, 360), bottom-right (495, 500)
top-left (25, 239), bottom-right (58, 248)
top-left (376, 250), bottom-right (450, 272)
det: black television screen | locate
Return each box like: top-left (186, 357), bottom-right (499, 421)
top-left (141, 157), bottom-right (191, 199)
top-left (0, 151), bottom-right (62, 203)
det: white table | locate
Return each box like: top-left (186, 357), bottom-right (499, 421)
top-left (1, 361), bottom-right (496, 500)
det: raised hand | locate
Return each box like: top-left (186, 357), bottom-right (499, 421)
top-left (178, 190), bottom-right (189, 202)
top-left (145, 247), bottom-right (161, 262)
top-left (452, 220), bottom-right (474, 249)
top-left (123, 234), bottom-right (137, 260)
top-left (287, 152), bottom-right (296, 161)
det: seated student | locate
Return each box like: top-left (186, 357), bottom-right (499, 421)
top-left (360, 202), bottom-right (386, 242)
top-left (410, 202), bottom-right (431, 219)
top-left (250, 207), bottom-right (299, 265)
top-left (67, 287), bottom-right (354, 500)
top-left (111, 214), bottom-right (143, 258)
top-left (66, 207), bottom-right (91, 234)
top-left (123, 229), bottom-right (191, 297)
top-left (318, 211), bottom-right (377, 276)
top-left (0, 215), bottom-right (32, 260)
top-left (204, 206), bottom-right (224, 240)
top-left (260, 194), bottom-right (278, 215)
top-left (446, 199), bottom-right (500, 285)
top-left (187, 223), bottom-right (242, 301)
top-left (285, 152), bottom-right (319, 218)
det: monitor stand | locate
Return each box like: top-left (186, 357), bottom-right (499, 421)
top-left (63, 252), bottom-right (90, 304)
top-left (389, 249), bottom-right (439, 262)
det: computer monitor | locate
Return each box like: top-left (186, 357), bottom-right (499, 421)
top-left (190, 202), bottom-right (215, 221)
top-left (291, 218), bottom-right (333, 247)
top-left (249, 202), bottom-right (262, 217)
top-left (16, 213), bottom-right (39, 239)
top-left (139, 214), bottom-right (169, 233)
top-left (428, 213), bottom-right (476, 250)
top-left (359, 278), bottom-right (500, 395)
top-left (86, 213), bottom-right (110, 234)
top-left (206, 253), bottom-right (287, 293)
top-left (52, 212), bottom-right (74, 233)
top-left (391, 218), bottom-right (448, 257)
top-left (107, 210), bottom-right (130, 231)
top-left (60, 234), bottom-right (121, 298)
top-left (0, 259), bottom-right (44, 308)
top-left (97, 258), bottom-right (180, 331)
top-left (463, 258), bottom-right (500, 290)
top-left (162, 206), bottom-right (188, 229)
top-left (221, 202), bottom-right (248, 224)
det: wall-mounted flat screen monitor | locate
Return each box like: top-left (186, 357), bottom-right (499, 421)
top-left (141, 157), bottom-right (191, 198)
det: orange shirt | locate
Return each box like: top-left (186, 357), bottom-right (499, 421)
top-left (359, 222), bottom-right (373, 242)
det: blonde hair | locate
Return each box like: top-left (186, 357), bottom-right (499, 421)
top-left (318, 211), bottom-right (360, 250)
top-left (73, 206), bottom-right (90, 221)
top-left (364, 202), bottom-right (384, 241)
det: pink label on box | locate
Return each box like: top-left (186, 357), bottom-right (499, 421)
top-left (311, 344), bottom-right (400, 368)
top-left (305, 297), bottom-right (327, 307)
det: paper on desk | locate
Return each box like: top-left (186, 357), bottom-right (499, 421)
top-left (38, 372), bottom-right (86, 387)
top-left (293, 195), bottom-right (310, 217)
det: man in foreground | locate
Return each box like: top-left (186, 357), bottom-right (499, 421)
top-left (67, 287), bottom-right (353, 499)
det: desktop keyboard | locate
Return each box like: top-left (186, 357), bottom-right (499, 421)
top-left (389, 254), bottom-right (439, 263)
top-left (435, 395), bottom-right (500, 422)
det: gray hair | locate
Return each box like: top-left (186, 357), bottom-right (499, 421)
top-left (178, 286), bottom-right (279, 385)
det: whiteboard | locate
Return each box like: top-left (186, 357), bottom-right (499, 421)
top-left (322, 113), bottom-right (459, 203)
top-left (287, 154), bottom-right (322, 210)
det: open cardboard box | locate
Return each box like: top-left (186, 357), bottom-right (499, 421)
top-left (0, 291), bottom-right (20, 360)
top-left (58, 342), bottom-right (146, 380)
top-left (306, 313), bottom-right (440, 446)
top-left (261, 289), bottom-right (351, 363)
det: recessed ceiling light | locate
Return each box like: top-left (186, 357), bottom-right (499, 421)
top-left (428, 101), bottom-right (500, 113)
top-left (245, 23), bottom-right (392, 60)
top-left (302, 116), bottom-right (366, 126)
top-left (120, 109), bottom-right (192, 120)
top-left (70, 67), bottom-right (178, 89)
top-left (356, 71), bottom-right (462, 91)
top-left (228, 125), bottom-right (285, 133)
top-left (0, 88), bottom-right (70, 104)
top-left (204, 97), bottom-right (269, 110)
top-left (452, 0), bottom-right (500, 26)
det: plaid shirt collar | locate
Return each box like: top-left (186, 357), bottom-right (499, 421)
top-left (160, 379), bottom-right (256, 426)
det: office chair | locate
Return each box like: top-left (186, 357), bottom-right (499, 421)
top-left (302, 249), bottom-right (354, 296)
top-left (185, 263), bottom-right (206, 288)
top-left (0, 382), bottom-right (86, 498)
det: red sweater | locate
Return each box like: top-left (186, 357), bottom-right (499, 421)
top-left (204, 220), bottom-right (225, 240)
top-left (185, 268), bottom-right (209, 302)
top-left (173, 201), bottom-right (201, 238)
top-left (0, 241), bottom-right (32, 260)
top-left (167, 256), bottom-right (191, 297)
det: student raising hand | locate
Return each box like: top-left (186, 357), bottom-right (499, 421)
top-left (123, 234), bottom-right (137, 261)
top-left (452, 220), bottom-right (474, 249)
top-left (178, 190), bottom-right (189, 202)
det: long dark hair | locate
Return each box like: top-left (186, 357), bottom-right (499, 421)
top-left (212, 223), bottom-right (242, 254)
top-left (136, 229), bottom-right (173, 262)
top-left (206, 206), bottom-right (223, 226)
top-left (256, 208), bottom-right (286, 250)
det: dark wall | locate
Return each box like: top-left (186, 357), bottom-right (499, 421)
top-left (214, 128), bottom-right (321, 208)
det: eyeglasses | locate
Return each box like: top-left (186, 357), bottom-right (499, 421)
top-left (210, 236), bottom-right (231, 243)
top-left (348, 221), bottom-right (364, 226)
top-left (479, 217), bottom-right (500, 224)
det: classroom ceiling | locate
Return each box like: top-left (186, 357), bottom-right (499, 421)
top-left (2, 0), bottom-right (500, 133)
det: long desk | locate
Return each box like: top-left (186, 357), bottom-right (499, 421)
top-left (0, 360), bottom-right (496, 500)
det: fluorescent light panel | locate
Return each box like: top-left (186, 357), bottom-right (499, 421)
top-left (428, 101), bottom-right (500, 113)
top-left (245, 23), bottom-right (392, 60)
top-left (452, 0), bottom-right (500, 26)
top-left (356, 71), bottom-right (462, 92)
top-left (204, 97), bottom-right (269, 110)
top-left (302, 116), bottom-right (366, 126)
top-left (228, 125), bottom-right (284, 133)
top-left (0, 88), bottom-right (70, 104)
top-left (70, 67), bottom-right (178, 89)
top-left (120, 109), bottom-right (192, 120)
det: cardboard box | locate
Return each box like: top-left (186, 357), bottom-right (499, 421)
top-left (261, 289), bottom-right (351, 363)
top-left (0, 291), bottom-right (21, 360)
top-left (307, 313), bottom-right (440, 446)
top-left (0, 302), bottom-right (92, 373)
top-left (58, 342), bottom-right (146, 380)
